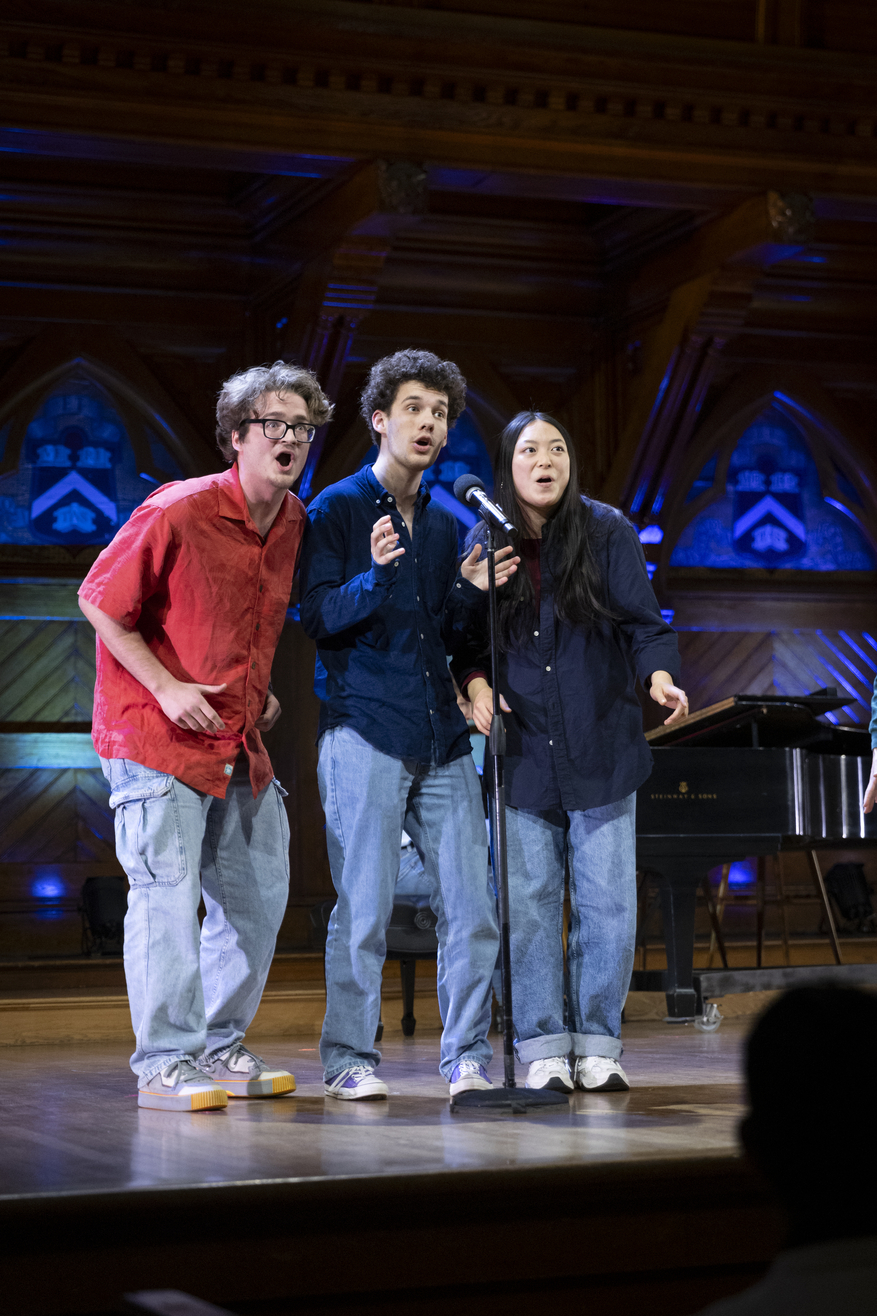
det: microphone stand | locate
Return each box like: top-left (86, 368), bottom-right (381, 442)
top-left (451, 522), bottom-right (568, 1111)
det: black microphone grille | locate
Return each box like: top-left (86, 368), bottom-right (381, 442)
top-left (453, 473), bottom-right (484, 503)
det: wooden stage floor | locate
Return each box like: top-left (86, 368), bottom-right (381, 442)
top-left (0, 1019), bottom-right (784, 1316)
top-left (0, 1020), bottom-right (748, 1198)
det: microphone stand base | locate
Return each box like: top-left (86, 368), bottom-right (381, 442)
top-left (450, 1086), bottom-right (569, 1113)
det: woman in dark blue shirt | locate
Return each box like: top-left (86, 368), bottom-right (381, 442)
top-left (463, 412), bottom-right (689, 1093)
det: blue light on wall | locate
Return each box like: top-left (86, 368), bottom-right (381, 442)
top-left (638, 525), bottom-right (664, 544)
top-left (709, 858), bottom-right (755, 889)
top-left (32, 875), bottom-right (64, 899)
top-left (31, 872), bottom-right (67, 920)
top-left (670, 407), bottom-right (876, 571)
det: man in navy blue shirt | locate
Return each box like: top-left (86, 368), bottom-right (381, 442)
top-left (300, 349), bottom-right (516, 1100)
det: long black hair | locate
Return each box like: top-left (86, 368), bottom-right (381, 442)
top-left (465, 411), bottom-right (617, 648)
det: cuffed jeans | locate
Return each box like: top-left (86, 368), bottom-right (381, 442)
top-left (101, 755), bottom-right (290, 1083)
top-left (505, 793), bottom-right (637, 1064)
top-left (317, 725), bottom-right (498, 1081)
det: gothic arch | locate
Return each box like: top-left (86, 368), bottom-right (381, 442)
top-left (0, 326), bottom-right (216, 482)
top-left (656, 366), bottom-right (877, 587)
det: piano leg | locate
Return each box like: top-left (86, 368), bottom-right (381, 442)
top-left (399, 957), bottom-right (417, 1036)
top-left (657, 867), bottom-right (700, 1021)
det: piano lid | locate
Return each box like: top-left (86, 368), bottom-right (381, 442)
top-left (645, 690), bottom-right (864, 750)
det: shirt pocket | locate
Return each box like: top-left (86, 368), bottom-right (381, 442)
top-left (108, 771), bottom-right (187, 888)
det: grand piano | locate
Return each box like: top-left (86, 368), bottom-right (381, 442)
top-left (634, 689), bottom-right (877, 1020)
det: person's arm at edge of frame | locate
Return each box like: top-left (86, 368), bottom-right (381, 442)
top-left (78, 596), bottom-right (227, 736)
top-left (864, 675), bottom-right (877, 813)
top-left (298, 502), bottom-right (403, 641)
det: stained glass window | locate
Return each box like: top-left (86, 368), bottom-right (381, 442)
top-left (0, 374), bottom-right (184, 546)
top-left (670, 407), bottom-right (876, 571)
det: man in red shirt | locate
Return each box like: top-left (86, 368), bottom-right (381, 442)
top-left (79, 361), bottom-right (332, 1111)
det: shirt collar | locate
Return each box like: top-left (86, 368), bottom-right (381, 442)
top-left (360, 463), bottom-right (432, 512)
top-left (215, 462), bottom-right (303, 533)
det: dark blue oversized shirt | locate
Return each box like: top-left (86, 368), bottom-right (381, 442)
top-left (458, 499), bottom-right (681, 812)
top-left (299, 465), bottom-right (481, 765)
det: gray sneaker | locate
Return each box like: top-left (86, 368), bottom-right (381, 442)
top-left (197, 1042), bottom-right (296, 1098)
top-left (138, 1059), bottom-right (228, 1112)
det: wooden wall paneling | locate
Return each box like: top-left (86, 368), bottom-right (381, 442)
top-left (677, 632), bottom-right (776, 712)
top-left (2, 768), bottom-right (81, 863)
top-left (773, 629), bottom-right (874, 717)
top-left (0, 621), bottom-right (95, 725)
top-left (677, 629), bottom-right (876, 723)
top-left (0, 581), bottom-right (83, 622)
top-left (0, 767), bottom-right (115, 864)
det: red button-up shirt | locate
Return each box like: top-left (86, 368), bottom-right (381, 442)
top-left (80, 464), bottom-right (305, 798)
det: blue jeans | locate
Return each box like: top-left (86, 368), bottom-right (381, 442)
top-left (504, 793), bottom-right (637, 1064)
top-left (101, 756), bottom-right (290, 1083)
top-left (317, 726), bottom-right (498, 1081)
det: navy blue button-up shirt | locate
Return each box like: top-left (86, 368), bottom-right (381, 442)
top-left (299, 465), bottom-right (481, 765)
top-left (458, 499), bottom-right (681, 812)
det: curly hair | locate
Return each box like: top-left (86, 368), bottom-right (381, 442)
top-left (215, 361), bottom-right (334, 462)
top-left (360, 349), bottom-right (467, 444)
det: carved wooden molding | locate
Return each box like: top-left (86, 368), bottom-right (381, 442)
top-left (2, 25), bottom-right (877, 152)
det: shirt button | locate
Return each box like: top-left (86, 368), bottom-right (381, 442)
top-left (417, 595), bottom-right (420, 601)
top-left (549, 739), bottom-right (553, 746)
top-left (534, 630), bottom-right (539, 636)
top-left (425, 671), bottom-right (429, 677)
top-left (387, 496), bottom-right (394, 504)
top-left (251, 661), bottom-right (256, 669)
top-left (395, 561), bottom-right (400, 569)
top-left (255, 623), bottom-right (260, 631)
top-left (420, 633), bottom-right (424, 639)
top-left (259, 585), bottom-right (263, 593)
top-left (456, 583), bottom-right (461, 589)
top-left (546, 665), bottom-right (551, 671)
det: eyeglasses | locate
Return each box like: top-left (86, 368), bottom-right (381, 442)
top-left (243, 418), bottom-right (316, 444)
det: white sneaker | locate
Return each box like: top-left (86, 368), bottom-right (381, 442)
top-left (526, 1057), bottom-right (574, 1092)
top-left (324, 1066), bottom-right (389, 1100)
top-left (138, 1059), bottom-right (228, 1112)
top-left (574, 1056), bottom-right (629, 1092)
top-left (197, 1042), bottom-right (296, 1098)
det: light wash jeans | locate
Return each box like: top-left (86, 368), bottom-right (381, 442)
top-left (317, 725), bottom-right (498, 1081)
top-left (504, 793), bottom-right (637, 1064)
top-left (101, 756), bottom-right (290, 1083)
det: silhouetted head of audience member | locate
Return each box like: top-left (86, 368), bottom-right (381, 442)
top-left (740, 986), bottom-right (877, 1247)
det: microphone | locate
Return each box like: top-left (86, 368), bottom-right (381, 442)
top-left (453, 474), bottom-right (516, 534)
